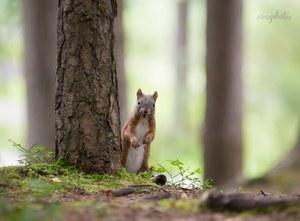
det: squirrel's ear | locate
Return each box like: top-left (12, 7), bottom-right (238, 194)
top-left (137, 89), bottom-right (143, 99)
top-left (153, 91), bottom-right (158, 101)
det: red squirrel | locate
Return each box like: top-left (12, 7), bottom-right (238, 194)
top-left (121, 89), bottom-right (157, 174)
top-left (121, 89), bottom-right (167, 185)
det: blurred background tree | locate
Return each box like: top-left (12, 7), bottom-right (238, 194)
top-left (115, 0), bottom-right (128, 127)
top-left (204, 0), bottom-right (243, 187)
top-left (23, 0), bottom-right (57, 151)
top-left (0, 0), bottom-right (299, 190)
top-left (269, 130), bottom-right (300, 175)
top-left (174, 0), bottom-right (188, 129)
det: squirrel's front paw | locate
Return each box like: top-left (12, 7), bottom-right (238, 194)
top-left (130, 137), bottom-right (139, 148)
top-left (143, 135), bottom-right (153, 144)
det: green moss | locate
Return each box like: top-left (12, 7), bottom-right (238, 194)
top-left (0, 160), bottom-right (153, 200)
top-left (159, 199), bottom-right (198, 213)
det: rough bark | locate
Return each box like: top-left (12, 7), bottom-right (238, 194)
top-left (204, 0), bottom-right (243, 186)
top-left (114, 0), bottom-right (128, 127)
top-left (175, 0), bottom-right (188, 128)
top-left (55, 0), bottom-right (122, 174)
top-left (23, 0), bottom-right (57, 150)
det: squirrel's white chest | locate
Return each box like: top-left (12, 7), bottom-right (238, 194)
top-left (125, 119), bottom-right (149, 173)
top-left (135, 118), bottom-right (149, 143)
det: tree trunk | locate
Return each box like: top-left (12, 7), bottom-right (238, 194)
top-left (175, 0), bottom-right (188, 128)
top-left (115, 0), bottom-right (128, 127)
top-left (55, 0), bottom-right (122, 174)
top-left (204, 0), bottom-right (243, 186)
top-left (23, 0), bottom-right (57, 150)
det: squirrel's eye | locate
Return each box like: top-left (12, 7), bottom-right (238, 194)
top-left (138, 102), bottom-right (140, 105)
top-left (153, 104), bottom-right (155, 107)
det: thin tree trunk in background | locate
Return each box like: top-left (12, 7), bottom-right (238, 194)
top-left (23, 0), bottom-right (57, 150)
top-left (55, 0), bottom-right (122, 174)
top-left (204, 0), bottom-right (243, 186)
top-left (243, 128), bottom-right (300, 192)
top-left (115, 0), bottom-right (128, 127)
top-left (269, 131), bottom-right (300, 175)
top-left (175, 0), bottom-right (188, 128)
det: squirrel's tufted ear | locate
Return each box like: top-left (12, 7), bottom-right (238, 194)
top-left (153, 91), bottom-right (158, 101)
top-left (137, 89), bottom-right (143, 100)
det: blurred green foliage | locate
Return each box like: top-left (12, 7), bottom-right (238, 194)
top-left (244, 0), bottom-right (300, 176)
top-left (0, 200), bottom-right (63, 221)
top-left (0, 0), bottom-right (22, 59)
top-left (0, 0), bottom-right (25, 164)
top-left (0, 0), bottom-right (21, 25)
top-left (124, 0), bottom-right (300, 178)
top-left (0, 0), bottom-right (299, 180)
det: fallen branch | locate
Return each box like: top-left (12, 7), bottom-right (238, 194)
top-left (142, 192), bottom-right (188, 201)
top-left (111, 187), bottom-right (135, 197)
top-left (201, 191), bottom-right (300, 212)
top-left (109, 184), bottom-right (168, 197)
top-left (128, 184), bottom-right (169, 193)
top-left (142, 192), bottom-right (174, 200)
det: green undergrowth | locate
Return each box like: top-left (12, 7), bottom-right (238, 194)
top-left (0, 200), bottom-right (63, 221)
top-left (158, 198), bottom-right (199, 213)
top-left (0, 158), bottom-right (153, 201)
top-left (0, 199), bottom-right (200, 221)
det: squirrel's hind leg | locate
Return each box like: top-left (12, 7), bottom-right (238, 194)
top-left (137, 144), bottom-right (151, 173)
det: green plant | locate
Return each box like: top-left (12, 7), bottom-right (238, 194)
top-left (9, 139), bottom-right (54, 165)
top-left (116, 167), bottom-right (154, 186)
top-left (153, 159), bottom-right (212, 189)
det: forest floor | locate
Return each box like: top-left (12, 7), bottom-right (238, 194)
top-left (1, 161), bottom-right (300, 221)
